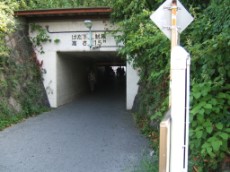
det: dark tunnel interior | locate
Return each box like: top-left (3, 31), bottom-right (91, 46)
top-left (56, 51), bottom-right (126, 106)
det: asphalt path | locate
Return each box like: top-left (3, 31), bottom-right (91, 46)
top-left (0, 81), bottom-right (149, 172)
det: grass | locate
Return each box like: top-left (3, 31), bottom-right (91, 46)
top-left (0, 107), bottom-right (49, 131)
top-left (0, 114), bottom-right (24, 131)
top-left (129, 113), bottom-right (160, 172)
top-left (124, 154), bottom-right (159, 172)
top-left (133, 155), bottom-right (158, 172)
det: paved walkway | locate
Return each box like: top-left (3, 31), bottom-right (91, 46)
top-left (0, 81), bottom-right (149, 172)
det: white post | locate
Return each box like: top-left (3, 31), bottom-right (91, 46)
top-left (170, 46), bottom-right (190, 172)
top-left (184, 49), bottom-right (190, 171)
top-left (169, 0), bottom-right (179, 107)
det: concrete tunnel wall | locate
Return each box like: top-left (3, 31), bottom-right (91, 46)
top-left (126, 62), bottom-right (139, 110)
top-left (29, 19), bottom-right (139, 109)
top-left (57, 54), bottom-right (88, 107)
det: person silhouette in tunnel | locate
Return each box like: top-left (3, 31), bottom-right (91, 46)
top-left (88, 70), bottom-right (96, 92)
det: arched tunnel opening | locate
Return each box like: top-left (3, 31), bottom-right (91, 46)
top-left (56, 51), bottom-right (126, 106)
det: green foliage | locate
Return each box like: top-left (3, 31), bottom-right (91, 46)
top-left (0, 0), bottom-right (18, 33)
top-left (0, 1), bottom-right (54, 131)
top-left (0, 0), bottom-right (229, 170)
top-left (30, 24), bottom-right (62, 53)
top-left (111, 0), bottom-right (170, 153)
top-left (112, 2), bottom-right (170, 119)
top-left (0, 0), bottom-right (18, 57)
top-left (0, 51), bottom-right (49, 130)
top-left (184, 0), bottom-right (230, 170)
top-left (17, 0), bottom-right (114, 10)
top-left (0, 97), bottom-right (25, 130)
top-left (0, 113), bottom-right (24, 131)
top-left (130, 155), bottom-right (158, 172)
top-left (54, 38), bottom-right (60, 44)
top-left (112, 0), bottom-right (230, 171)
top-left (189, 81), bottom-right (230, 170)
top-left (30, 23), bottom-right (51, 54)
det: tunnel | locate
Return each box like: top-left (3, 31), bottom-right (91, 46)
top-left (56, 51), bottom-right (126, 106)
top-left (16, 8), bottom-right (140, 109)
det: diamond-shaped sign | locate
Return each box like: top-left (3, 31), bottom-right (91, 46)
top-left (150, 0), bottom-right (194, 40)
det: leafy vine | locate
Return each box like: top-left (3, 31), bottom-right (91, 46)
top-left (29, 23), bottom-right (60, 54)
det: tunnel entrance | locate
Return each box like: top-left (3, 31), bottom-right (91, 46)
top-left (17, 8), bottom-right (140, 109)
top-left (56, 51), bottom-right (126, 106)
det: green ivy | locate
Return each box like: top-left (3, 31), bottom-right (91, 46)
top-left (189, 80), bottom-right (230, 170)
top-left (30, 23), bottom-right (52, 54)
top-left (29, 23), bottom-right (61, 53)
top-left (182, 0), bottom-right (230, 170)
top-left (112, 0), bottom-right (230, 171)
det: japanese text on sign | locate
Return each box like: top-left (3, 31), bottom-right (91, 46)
top-left (71, 33), bottom-right (107, 47)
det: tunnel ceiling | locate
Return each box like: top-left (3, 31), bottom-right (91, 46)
top-left (58, 51), bottom-right (125, 66)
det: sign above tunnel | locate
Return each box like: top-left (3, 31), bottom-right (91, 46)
top-left (39, 20), bottom-right (120, 51)
top-left (71, 32), bottom-right (107, 48)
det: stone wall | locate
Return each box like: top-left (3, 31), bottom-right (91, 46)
top-left (0, 18), bottom-right (49, 117)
